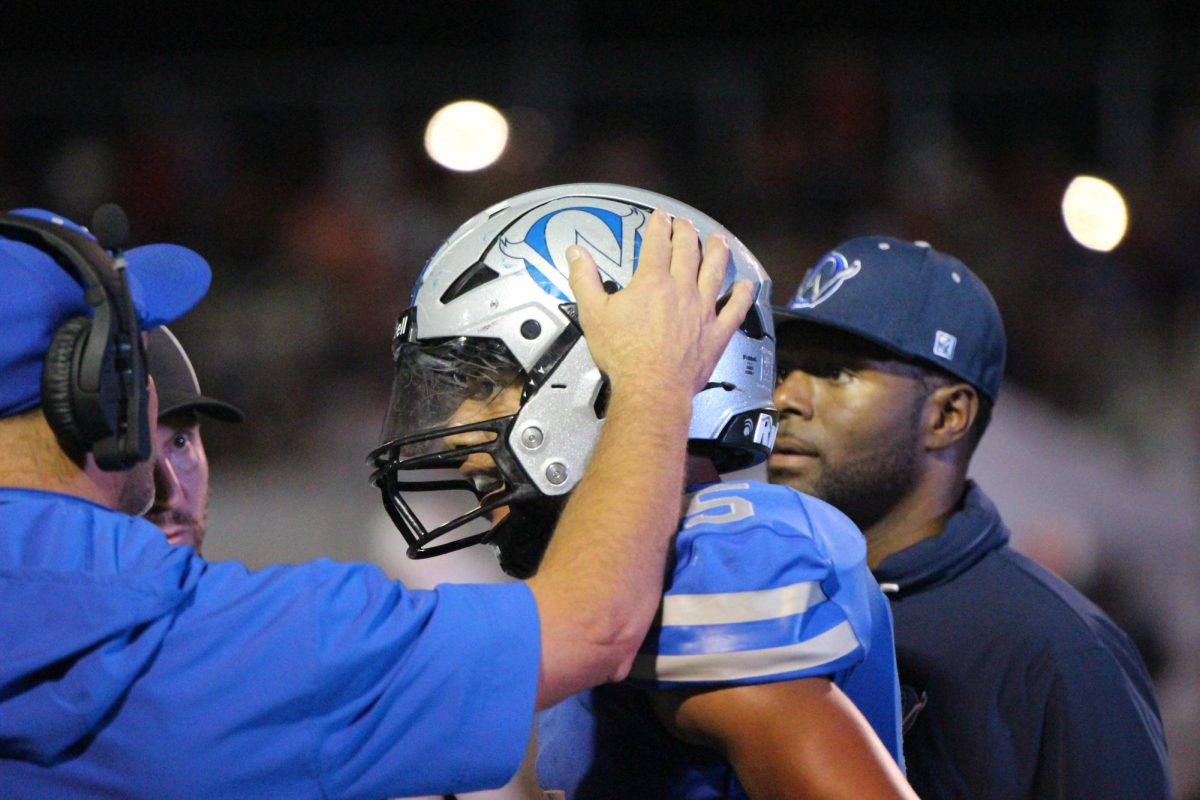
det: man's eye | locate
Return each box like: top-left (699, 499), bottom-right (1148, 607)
top-left (819, 365), bottom-right (850, 381)
top-left (172, 433), bottom-right (190, 450)
top-left (467, 380), bottom-right (500, 401)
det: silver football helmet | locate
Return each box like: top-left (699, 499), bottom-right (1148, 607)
top-left (369, 183), bottom-right (777, 575)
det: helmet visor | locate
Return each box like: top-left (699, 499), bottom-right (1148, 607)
top-left (370, 336), bottom-right (534, 558)
top-left (377, 336), bottom-right (525, 456)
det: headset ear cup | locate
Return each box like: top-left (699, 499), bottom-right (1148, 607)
top-left (41, 315), bottom-right (91, 456)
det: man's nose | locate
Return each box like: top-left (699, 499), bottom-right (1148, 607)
top-left (774, 370), bottom-right (814, 420)
top-left (442, 426), bottom-right (498, 450)
top-left (153, 455), bottom-right (182, 509)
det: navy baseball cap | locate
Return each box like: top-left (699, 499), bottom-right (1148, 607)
top-left (148, 327), bottom-right (244, 422)
top-left (773, 237), bottom-right (1006, 402)
top-left (0, 208), bottom-right (211, 419)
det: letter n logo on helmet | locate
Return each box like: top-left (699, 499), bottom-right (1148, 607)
top-left (791, 251), bottom-right (861, 309)
top-left (499, 205), bottom-right (647, 301)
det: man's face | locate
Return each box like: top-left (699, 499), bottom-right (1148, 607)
top-left (443, 379), bottom-right (524, 526)
top-left (768, 324), bottom-right (930, 531)
top-left (147, 411), bottom-right (211, 552)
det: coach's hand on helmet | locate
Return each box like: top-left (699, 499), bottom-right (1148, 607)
top-left (566, 209), bottom-right (754, 396)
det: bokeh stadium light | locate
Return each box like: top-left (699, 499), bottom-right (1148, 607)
top-left (424, 100), bottom-right (509, 172)
top-left (1061, 175), bottom-right (1129, 252)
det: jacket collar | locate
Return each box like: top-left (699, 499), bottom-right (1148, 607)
top-left (873, 481), bottom-right (1009, 596)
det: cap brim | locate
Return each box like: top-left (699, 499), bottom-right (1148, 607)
top-left (772, 305), bottom-right (851, 333)
top-left (772, 306), bottom-right (806, 327)
top-left (773, 305), bottom-right (910, 358)
top-left (159, 394), bottom-right (245, 423)
top-left (124, 244), bottom-right (211, 328)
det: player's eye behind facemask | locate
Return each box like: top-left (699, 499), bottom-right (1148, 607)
top-left (378, 337), bottom-right (523, 456)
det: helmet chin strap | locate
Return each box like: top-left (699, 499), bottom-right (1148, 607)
top-left (488, 495), bottom-right (567, 578)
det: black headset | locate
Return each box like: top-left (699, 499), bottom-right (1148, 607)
top-left (0, 205), bottom-right (150, 470)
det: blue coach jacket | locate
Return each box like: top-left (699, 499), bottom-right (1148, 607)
top-left (0, 488), bottom-right (540, 799)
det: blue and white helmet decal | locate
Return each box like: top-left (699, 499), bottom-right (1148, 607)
top-left (790, 250), bottom-right (861, 309)
top-left (499, 204), bottom-right (647, 301)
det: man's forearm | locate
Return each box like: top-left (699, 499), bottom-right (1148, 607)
top-left (526, 210), bottom-right (751, 709)
top-left (656, 679), bottom-right (917, 800)
top-left (526, 382), bottom-right (691, 709)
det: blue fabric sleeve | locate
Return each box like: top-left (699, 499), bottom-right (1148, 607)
top-left (0, 493), bottom-right (542, 799)
top-left (1032, 647), bottom-right (1172, 798)
top-left (626, 482), bottom-right (870, 690)
top-left (168, 559), bottom-right (540, 799)
top-left (313, 569), bottom-right (541, 798)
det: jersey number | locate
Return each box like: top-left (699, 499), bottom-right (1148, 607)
top-left (683, 483), bottom-right (755, 529)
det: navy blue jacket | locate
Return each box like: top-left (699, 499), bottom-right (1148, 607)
top-left (875, 482), bottom-right (1170, 799)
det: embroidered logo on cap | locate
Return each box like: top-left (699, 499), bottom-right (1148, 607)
top-left (789, 251), bottom-right (861, 309)
top-left (933, 330), bottom-right (957, 360)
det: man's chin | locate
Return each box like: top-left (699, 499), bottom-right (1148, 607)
top-left (767, 464), bottom-right (817, 495)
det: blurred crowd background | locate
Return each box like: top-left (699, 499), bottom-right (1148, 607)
top-left (2, 3), bottom-right (1198, 795)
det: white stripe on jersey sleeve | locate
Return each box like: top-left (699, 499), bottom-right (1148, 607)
top-left (660, 580), bottom-right (827, 626)
top-left (627, 619), bottom-right (861, 683)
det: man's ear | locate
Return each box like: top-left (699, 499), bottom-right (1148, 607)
top-left (923, 382), bottom-right (978, 451)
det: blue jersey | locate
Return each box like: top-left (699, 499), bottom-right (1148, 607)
top-left (536, 480), bottom-right (903, 799)
top-left (0, 488), bottom-right (540, 799)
